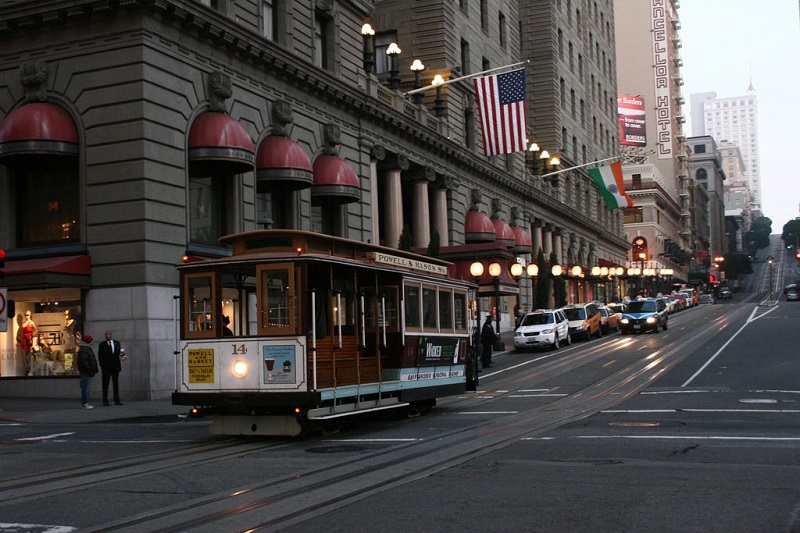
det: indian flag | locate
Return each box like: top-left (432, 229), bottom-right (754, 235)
top-left (589, 161), bottom-right (634, 210)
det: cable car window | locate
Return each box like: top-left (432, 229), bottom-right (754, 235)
top-left (438, 288), bottom-right (453, 332)
top-left (454, 290), bottom-right (468, 332)
top-left (184, 272), bottom-right (217, 339)
top-left (257, 263), bottom-right (296, 335)
top-left (404, 283), bottom-right (421, 331)
top-left (422, 285), bottom-right (437, 330)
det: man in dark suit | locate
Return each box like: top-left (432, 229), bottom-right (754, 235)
top-left (98, 330), bottom-right (123, 406)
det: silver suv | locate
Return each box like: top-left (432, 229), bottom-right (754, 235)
top-left (514, 309), bottom-right (572, 351)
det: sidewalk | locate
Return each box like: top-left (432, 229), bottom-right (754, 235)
top-left (0, 397), bottom-right (189, 425)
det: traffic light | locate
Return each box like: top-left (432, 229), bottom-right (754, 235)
top-left (708, 274), bottom-right (716, 283)
top-left (0, 248), bottom-right (5, 281)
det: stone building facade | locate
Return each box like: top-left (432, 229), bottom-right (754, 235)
top-left (0, 0), bottom-right (628, 398)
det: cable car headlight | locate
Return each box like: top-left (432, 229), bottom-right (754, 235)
top-left (232, 360), bottom-right (249, 378)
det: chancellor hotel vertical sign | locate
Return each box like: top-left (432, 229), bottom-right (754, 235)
top-left (651, 0), bottom-right (672, 160)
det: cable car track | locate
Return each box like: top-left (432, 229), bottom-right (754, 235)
top-left (78, 302), bottom-right (759, 532)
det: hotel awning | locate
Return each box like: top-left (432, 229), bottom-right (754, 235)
top-left (0, 102), bottom-right (79, 157)
top-left (256, 135), bottom-right (313, 191)
top-left (2, 255), bottom-right (91, 289)
top-left (188, 112), bottom-right (255, 175)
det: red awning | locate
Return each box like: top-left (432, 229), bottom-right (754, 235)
top-left (0, 102), bottom-right (79, 157)
top-left (492, 218), bottom-right (515, 246)
top-left (256, 135), bottom-right (313, 191)
top-left (511, 226), bottom-right (532, 254)
top-left (311, 155), bottom-right (361, 204)
top-left (464, 210), bottom-right (495, 243)
top-left (188, 112), bottom-right (255, 175)
top-left (2, 255), bottom-right (91, 288)
top-left (4, 255), bottom-right (91, 275)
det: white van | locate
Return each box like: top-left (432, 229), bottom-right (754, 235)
top-left (679, 288), bottom-right (698, 307)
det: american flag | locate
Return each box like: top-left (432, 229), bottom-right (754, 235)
top-left (473, 68), bottom-right (527, 157)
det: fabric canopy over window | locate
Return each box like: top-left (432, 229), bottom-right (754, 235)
top-left (464, 210), bottom-right (495, 243)
top-left (188, 112), bottom-right (255, 175)
top-left (311, 155), bottom-right (361, 205)
top-left (0, 102), bottom-right (79, 157)
top-left (511, 225), bottom-right (532, 254)
top-left (493, 218), bottom-right (515, 247)
top-left (1, 255), bottom-right (91, 288)
top-left (256, 135), bottom-right (313, 192)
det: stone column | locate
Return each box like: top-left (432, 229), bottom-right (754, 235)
top-left (430, 175), bottom-right (451, 247)
top-left (381, 153), bottom-right (409, 249)
top-left (369, 145), bottom-right (386, 241)
top-left (532, 221), bottom-right (543, 257)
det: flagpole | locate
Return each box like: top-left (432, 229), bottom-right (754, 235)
top-left (541, 155), bottom-right (621, 178)
top-left (403, 60), bottom-right (530, 97)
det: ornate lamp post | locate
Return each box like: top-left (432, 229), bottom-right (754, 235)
top-left (488, 261), bottom-right (502, 348)
top-left (361, 23), bottom-right (376, 73)
top-left (432, 74), bottom-right (446, 117)
top-left (386, 42), bottom-right (401, 90)
top-left (527, 263), bottom-right (539, 310)
top-left (410, 59), bottom-right (425, 104)
top-left (470, 261), bottom-right (485, 320)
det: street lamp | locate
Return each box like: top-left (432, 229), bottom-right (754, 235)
top-left (527, 263), bottom-right (539, 310)
top-left (361, 23), bottom-right (376, 73)
top-left (470, 260), bottom-right (484, 320)
top-left (488, 262), bottom-right (502, 348)
top-left (386, 42), bottom-right (401, 90)
top-left (410, 59), bottom-right (425, 104)
top-left (432, 74), bottom-right (446, 117)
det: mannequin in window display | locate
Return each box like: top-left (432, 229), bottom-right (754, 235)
top-left (16, 311), bottom-right (37, 375)
top-left (63, 310), bottom-right (77, 352)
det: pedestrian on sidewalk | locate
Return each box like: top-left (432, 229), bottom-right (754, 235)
top-left (480, 315), bottom-right (498, 369)
top-left (98, 330), bottom-right (124, 406)
top-left (76, 334), bottom-right (98, 409)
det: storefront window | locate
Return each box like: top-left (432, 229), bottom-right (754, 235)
top-left (12, 156), bottom-right (80, 247)
top-left (0, 293), bottom-right (83, 378)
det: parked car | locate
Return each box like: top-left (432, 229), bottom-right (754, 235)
top-left (598, 306), bottom-right (619, 334)
top-left (698, 293), bottom-right (716, 305)
top-left (680, 288), bottom-right (698, 307)
top-left (607, 302), bottom-right (626, 316)
top-left (562, 302), bottom-right (602, 341)
top-left (718, 286), bottom-right (732, 299)
top-left (514, 309), bottom-right (572, 351)
top-left (619, 298), bottom-right (669, 334)
top-left (786, 287), bottom-right (799, 301)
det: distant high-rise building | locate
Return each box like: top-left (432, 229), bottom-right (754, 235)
top-left (691, 86), bottom-right (761, 213)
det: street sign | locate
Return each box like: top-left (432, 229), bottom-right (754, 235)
top-left (0, 288), bottom-right (7, 332)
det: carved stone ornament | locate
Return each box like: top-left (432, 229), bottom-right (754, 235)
top-left (510, 206), bottom-right (521, 226)
top-left (321, 123), bottom-right (342, 155)
top-left (469, 189), bottom-right (483, 211)
top-left (271, 101), bottom-right (294, 136)
top-left (370, 145), bottom-right (386, 162)
top-left (207, 71), bottom-right (233, 113)
top-left (490, 198), bottom-right (503, 219)
top-left (20, 62), bottom-right (49, 103)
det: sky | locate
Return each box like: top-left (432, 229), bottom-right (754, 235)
top-left (678, 0), bottom-right (800, 233)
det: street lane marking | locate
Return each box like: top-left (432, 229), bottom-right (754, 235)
top-left (508, 393), bottom-right (569, 398)
top-left (322, 438), bottom-right (420, 442)
top-left (457, 411), bottom-right (519, 415)
top-left (602, 409), bottom-right (800, 413)
top-left (682, 305), bottom-right (780, 387)
top-left (15, 432), bottom-right (75, 441)
top-left (0, 524), bottom-right (75, 532)
top-left (575, 435), bottom-right (800, 441)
